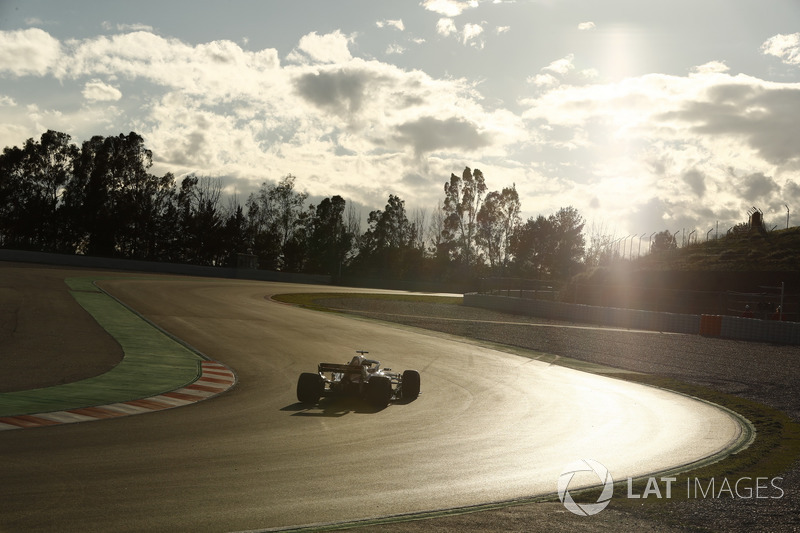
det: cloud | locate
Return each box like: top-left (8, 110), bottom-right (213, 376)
top-left (294, 67), bottom-right (383, 118)
top-left (56, 31), bottom-right (280, 100)
top-left (393, 116), bottom-right (492, 156)
top-left (523, 69), bottom-right (800, 167)
top-left (668, 81), bottom-right (800, 167)
top-left (462, 23), bottom-right (484, 48)
top-left (386, 44), bottom-right (406, 55)
top-left (783, 180), bottom-right (800, 202)
top-left (526, 54), bottom-right (577, 87)
top-left (376, 19), bottom-right (405, 31)
top-left (436, 19), bottom-right (484, 47)
top-left (542, 54), bottom-right (575, 76)
top-left (520, 66), bottom-right (800, 231)
top-left (29, 26), bottom-right (512, 205)
top-left (740, 171), bottom-right (779, 201)
top-left (577, 22), bottom-right (595, 31)
top-left (496, 26), bottom-right (510, 35)
top-left (527, 73), bottom-right (558, 88)
top-left (421, 0), bottom-right (478, 17)
top-left (692, 61), bottom-right (730, 74)
top-left (0, 25), bottom-right (724, 230)
top-left (436, 18), bottom-right (457, 37)
top-left (287, 30), bottom-right (353, 64)
top-left (82, 79), bottom-right (122, 102)
top-left (0, 28), bottom-right (61, 76)
top-left (144, 92), bottom-right (263, 173)
top-left (2, 18), bottom-right (797, 238)
top-left (102, 21), bottom-right (155, 32)
top-left (762, 33), bottom-right (800, 66)
top-left (682, 169), bottom-right (706, 197)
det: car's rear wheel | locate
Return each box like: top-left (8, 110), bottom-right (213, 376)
top-left (366, 376), bottom-right (392, 408)
top-left (297, 372), bottom-right (323, 404)
top-left (401, 370), bottom-right (420, 401)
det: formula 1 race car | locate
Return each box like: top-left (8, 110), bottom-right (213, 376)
top-left (296, 351), bottom-right (420, 408)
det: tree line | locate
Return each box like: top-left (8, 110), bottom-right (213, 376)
top-left (1, 130), bottom-right (592, 283)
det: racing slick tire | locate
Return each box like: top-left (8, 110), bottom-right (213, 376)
top-left (401, 370), bottom-right (420, 401)
top-left (366, 376), bottom-right (392, 408)
top-left (297, 372), bottom-right (323, 404)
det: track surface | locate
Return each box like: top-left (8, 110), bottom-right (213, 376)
top-left (0, 275), bottom-right (744, 532)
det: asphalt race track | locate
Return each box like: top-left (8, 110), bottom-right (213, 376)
top-left (0, 274), bottom-right (747, 532)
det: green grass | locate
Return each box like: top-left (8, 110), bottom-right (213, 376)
top-left (0, 277), bottom-right (204, 417)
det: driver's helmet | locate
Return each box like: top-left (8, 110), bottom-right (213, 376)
top-left (349, 355), bottom-right (364, 366)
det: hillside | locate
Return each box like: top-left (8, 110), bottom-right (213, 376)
top-left (563, 227), bottom-right (800, 318)
top-left (639, 226), bottom-right (800, 272)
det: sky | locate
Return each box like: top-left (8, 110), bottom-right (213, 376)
top-left (1, 0), bottom-right (800, 241)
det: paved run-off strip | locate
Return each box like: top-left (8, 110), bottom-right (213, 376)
top-left (0, 277), bottom-right (236, 430)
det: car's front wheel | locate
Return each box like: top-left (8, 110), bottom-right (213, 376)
top-left (401, 370), bottom-right (420, 401)
top-left (366, 376), bottom-right (392, 408)
top-left (297, 372), bottom-right (323, 404)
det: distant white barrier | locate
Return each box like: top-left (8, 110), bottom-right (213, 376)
top-left (464, 293), bottom-right (800, 344)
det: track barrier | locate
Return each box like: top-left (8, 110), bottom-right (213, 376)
top-left (464, 293), bottom-right (800, 345)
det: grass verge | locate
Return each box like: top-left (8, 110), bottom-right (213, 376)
top-left (272, 292), bottom-right (463, 310)
top-left (0, 277), bottom-right (204, 417)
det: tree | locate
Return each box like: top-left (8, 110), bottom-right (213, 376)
top-left (307, 195), bottom-right (351, 275)
top-left (476, 185), bottom-right (520, 271)
top-left (270, 175), bottom-right (308, 254)
top-left (64, 132), bottom-right (174, 257)
top-left (0, 144), bottom-right (29, 248)
top-left (346, 202), bottom-right (362, 256)
top-left (246, 175), bottom-right (308, 270)
top-left (246, 183), bottom-right (281, 269)
top-left (29, 130), bottom-right (77, 250)
top-left (282, 204), bottom-right (312, 273)
top-left (549, 206), bottom-right (585, 276)
top-left (356, 194), bottom-right (420, 278)
top-left (121, 169), bottom-right (176, 260)
top-left (361, 195), bottom-right (414, 253)
top-left (176, 174), bottom-right (225, 265)
top-left (410, 207), bottom-right (428, 252)
top-left (511, 206), bottom-right (585, 278)
top-left (0, 131), bottom-right (77, 251)
top-left (510, 214), bottom-right (552, 277)
top-left (219, 199), bottom-right (250, 267)
top-left (442, 167), bottom-right (487, 267)
top-left (651, 230), bottom-right (677, 254)
top-left (584, 221), bottom-right (616, 267)
top-left (426, 201), bottom-right (451, 276)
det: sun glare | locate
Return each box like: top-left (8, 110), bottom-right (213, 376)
top-left (595, 25), bottom-right (647, 82)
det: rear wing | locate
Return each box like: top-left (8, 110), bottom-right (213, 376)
top-left (318, 363), bottom-right (361, 375)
